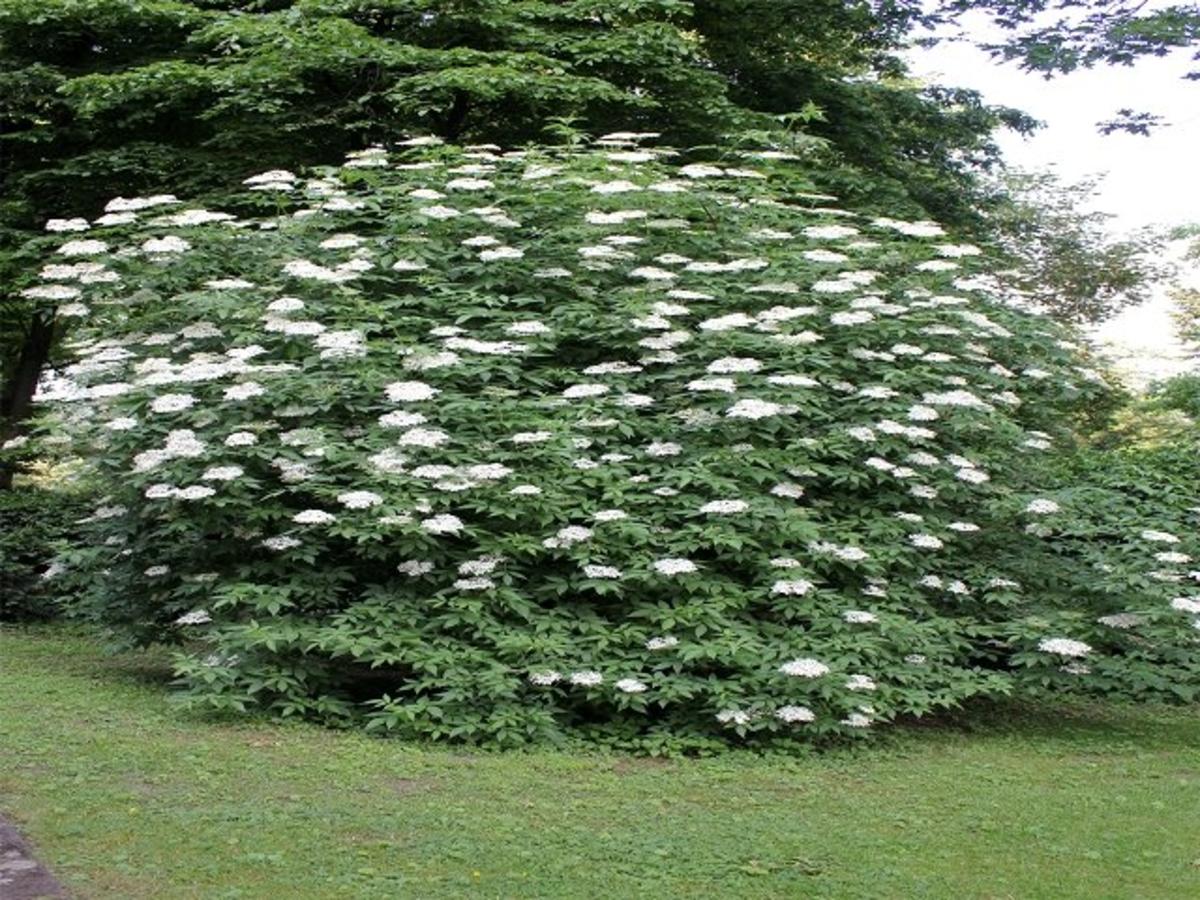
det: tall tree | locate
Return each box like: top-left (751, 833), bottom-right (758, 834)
top-left (942, 0), bottom-right (1200, 134)
top-left (692, 1), bottom-right (1039, 229)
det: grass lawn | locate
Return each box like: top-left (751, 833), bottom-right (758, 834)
top-left (1, 626), bottom-right (1198, 899)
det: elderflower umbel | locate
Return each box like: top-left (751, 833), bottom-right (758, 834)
top-left (843, 610), bottom-right (878, 624)
top-left (202, 466), bottom-right (243, 482)
top-left (716, 709), bottom-right (753, 726)
top-left (1141, 530), bottom-right (1180, 543)
top-left (176, 485), bottom-right (216, 501)
top-left (1155, 551), bottom-right (1191, 564)
top-left (563, 383), bottom-right (609, 399)
top-left (726, 399), bottom-right (783, 419)
top-left (909, 533), bottom-right (944, 550)
top-left (150, 393), bottom-right (196, 413)
top-left (583, 564), bottom-right (622, 579)
top-left (338, 490), bottom-right (383, 509)
top-left (398, 427), bottom-right (449, 448)
top-left (397, 560), bottom-right (434, 577)
top-left (262, 536), bottom-right (301, 551)
top-left (1037, 637), bottom-right (1091, 657)
top-left (293, 509), bottom-right (336, 525)
top-left (385, 381), bottom-right (439, 402)
top-left (772, 580), bottom-right (814, 596)
top-left (1098, 613), bottom-right (1143, 629)
top-left (779, 658), bottom-right (829, 678)
top-left (653, 558), bottom-right (697, 576)
top-left (845, 674), bottom-right (877, 691)
top-left (421, 514), bottom-right (463, 535)
top-left (543, 525), bottom-right (593, 548)
top-left (224, 427), bottom-right (256, 446)
top-left (222, 383), bottom-right (266, 405)
top-left (645, 636), bottom-right (679, 651)
top-left (775, 705), bottom-right (815, 724)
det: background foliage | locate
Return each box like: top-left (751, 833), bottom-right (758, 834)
top-left (0, 482), bottom-right (90, 620)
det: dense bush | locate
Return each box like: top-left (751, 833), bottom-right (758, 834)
top-left (1013, 435), bottom-right (1200, 701)
top-left (27, 136), bottom-right (1200, 750)
top-left (0, 483), bottom-right (90, 620)
top-left (1147, 373), bottom-right (1200, 419)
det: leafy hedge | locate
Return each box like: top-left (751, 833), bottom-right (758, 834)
top-left (1009, 435), bottom-right (1200, 701)
top-left (26, 136), bottom-right (1200, 750)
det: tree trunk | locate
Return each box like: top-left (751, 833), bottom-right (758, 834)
top-left (0, 310), bottom-right (55, 490)
top-left (443, 91), bottom-right (472, 142)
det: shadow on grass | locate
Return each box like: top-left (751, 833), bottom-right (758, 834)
top-left (896, 696), bottom-right (1200, 753)
top-left (6, 623), bottom-right (1198, 756)
top-left (2, 623), bottom-right (174, 686)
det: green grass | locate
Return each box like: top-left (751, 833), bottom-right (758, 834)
top-left (2, 626), bottom-right (1198, 899)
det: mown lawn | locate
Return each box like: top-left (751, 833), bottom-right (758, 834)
top-left (1, 626), bottom-right (1198, 899)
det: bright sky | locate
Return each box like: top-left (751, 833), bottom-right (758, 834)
top-left (905, 12), bottom-right (1199, 387)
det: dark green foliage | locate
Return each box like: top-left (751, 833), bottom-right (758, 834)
top-left (1009, 432), bottom-right (1200, 703)
top-left (692, 1), bottom-right (1040, 230)
top-left (0, 0), bottom-right (740, 231)
top-left (0, 484), bottom-right (90, 620)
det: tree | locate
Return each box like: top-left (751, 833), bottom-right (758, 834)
top-left (692, 1), bottom-right (1040, 230)
top-left (924, 1), bottom-right (1200, 134)
top-left (1168, 285), bottom-right (1200, 356)
top-left (981, 169), bottom-right (1164, 324)
top-left (1164, 226), bottom-right (1200, 362)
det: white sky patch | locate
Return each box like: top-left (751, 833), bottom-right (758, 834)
top-left (1093, 242), bottom-right (1200, 388)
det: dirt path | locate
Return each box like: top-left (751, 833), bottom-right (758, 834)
top-left (0, 818), bottom-right (64, 899)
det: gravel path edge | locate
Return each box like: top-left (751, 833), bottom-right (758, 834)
top-left (0, 817), bottom-right (65, 899)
